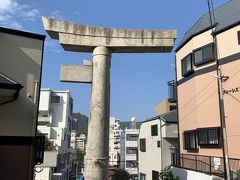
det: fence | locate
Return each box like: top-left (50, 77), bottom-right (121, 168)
top-left (171, 150), bottom-right (240, 179)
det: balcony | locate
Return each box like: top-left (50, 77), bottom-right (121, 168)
top-left (35, 151), bottom-right (57, 167)
top-left (171, 150), bottom-right (240, 179)
top-left (167, 80), bottom-right (176, 103)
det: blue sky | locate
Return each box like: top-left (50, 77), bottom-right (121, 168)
top-left (0, 0), bottom-right (229, 121)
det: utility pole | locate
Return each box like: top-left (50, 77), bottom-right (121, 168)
top-left (213, 35), bottom-right (231, 180)
top-left (207, 0), bottom-right (231, 178)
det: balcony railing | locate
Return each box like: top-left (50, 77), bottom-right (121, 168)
top-left (167, 80), bottom-right (176, 102)
top-left (171, 149), bottom-right (240, 179)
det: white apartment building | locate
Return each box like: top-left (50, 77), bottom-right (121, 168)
top-left (36, 89), bottom-right (73, 180)
top-left (138, 110), bottom-right (178, 180)
top-left (70, 130), bottom-right (77, 149)
top-left (76, 134), bottom-right (87, 151)
top-left (109, 117), bottom-right (122, 167)
top-left (120, 118), bottom-right (139, 180)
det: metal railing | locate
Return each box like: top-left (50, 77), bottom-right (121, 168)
top-left (167, 80), bottom-right (176, 102)
top-left (171, 150), bottom-right (240, 179)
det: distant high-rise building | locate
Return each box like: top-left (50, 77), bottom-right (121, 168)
top-left (120, 117), bottom-right (140, 180)
top-left (109, 117), bottom-right (122, 167)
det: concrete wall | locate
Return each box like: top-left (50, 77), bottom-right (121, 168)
top-left (162, 138), bottom-right (178, 168)
top-left (0, 32), bottom-right (43, 136)
top-left (171, 167), bottom-right (223, 180)
top-left (139, 118), bottom-right (178, 179)
top-left (0, 30), bottom-right (44, 180)
top-left (138, 119), bottom-right (161, 180)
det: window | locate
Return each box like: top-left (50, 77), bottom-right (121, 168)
top-left (157, 141), bottom-right (160, 148)
top-left (151, 124), bottom-right (158, 136)
top-left (69, 98), bottom-right (73, 114)
top-left (140, 173), bottom-right (146, 180)
top-left (126, 160), bottom-right (137, 168)
top-left (126, 147), bottom-right (138, 154)
top-left (184, 130), bottom-right (197, 150)
top-left (170, 105), bottom-right (177, 111)
top-left (181, 53), bottom-right (193, 77)
top-left (238, 31), bottom-right (240, 45)
top-left (126, 134), bottom-right (138, 141)
top-left (51, 95), bottom-right (61, 103)
top-left (152, 170), bottom-right (160, 180)
top-left (197, 127), bottom-right (221, 147)
top-left (193, 43), bottom-right (215, 66)
top-left (140, 138), bottom-right (146, 152)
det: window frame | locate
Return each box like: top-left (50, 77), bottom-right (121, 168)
top-left (140, 138), bottom-right (146, 152)
top-left (126, 147), bottom-right (138, 154)
top-left (126, 134), bottom-right (138, 141)
top-left (183, 130), bottom-right (198, 150)
top-left (51, 95), bottom-right (61, 103)
top-left (181, 53), bottom-right (194, 77)
top-left (152, 170), bottom-right (160, 180)
top-left (151, 124), bottom-right (158, 136)
top-left (126, 160), bottom-right (137, 168)
top-left (140, 173), bottom-right (146, 180)
top-left (238, 31), bottom-right (240, 45)
top-left (193, 43), bottom-right (215, 66)
top-left (197, 127), bottom-right (222, 148)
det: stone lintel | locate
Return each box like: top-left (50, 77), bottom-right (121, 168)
top-left (60, 64), bottom-right (92, 83)
top-left (42, 16), bottom-right (177, 53)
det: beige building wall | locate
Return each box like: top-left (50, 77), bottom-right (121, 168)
top-left (0, 32), bottom-right (44, 136)
top-left (176, 24), bottom-right (240, 158)
top-left (155, 98), bottom-right (176, 115)
top-left (0, 29), bottom-right (45, 180)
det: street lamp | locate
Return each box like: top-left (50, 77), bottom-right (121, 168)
top-left (0, 72), bottom-right (23, 105)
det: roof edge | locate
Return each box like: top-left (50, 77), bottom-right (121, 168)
top-left (0, 26), bottom-right (46, 41)
top-left (175, 24), bottom-right (216, 53)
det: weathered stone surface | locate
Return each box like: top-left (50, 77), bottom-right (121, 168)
top-left (84, 46), bottom-right (111, 180)
top-left (42, 16), bottom-right (177, 53)
top-left (83, 59), bottom-right (93, 66)
top-left (60, 64), bottom-right (92, 83)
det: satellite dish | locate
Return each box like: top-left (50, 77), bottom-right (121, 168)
top-left (131, 117), bottom-right (136, 122)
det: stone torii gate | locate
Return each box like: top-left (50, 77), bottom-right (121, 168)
top-left (42, 17), bottom-right (176, 180)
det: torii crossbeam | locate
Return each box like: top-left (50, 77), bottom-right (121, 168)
top-left (42, 16), bottom-right (177, 180)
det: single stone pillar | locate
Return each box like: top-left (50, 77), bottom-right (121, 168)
top-left (84, 46), bottom-right (111, 180)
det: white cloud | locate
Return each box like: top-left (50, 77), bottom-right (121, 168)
top-left (0, 0), bottom-right (40, 30)
top-left (50, 9), bottom-right (64, 20)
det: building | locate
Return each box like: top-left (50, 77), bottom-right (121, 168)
top-left (0, 27), bottom-right (45, 180)
top-left (138, 110), bottom-right (178, 180)
top-left (70, 130), bottom-right (77, 149)
top-left (76, 134), bottom-right (87, 151)
top-left (36, 89), bottom-right (73, 180)
top-left (109, 117), bottom-right (122, 167)
top-left (155, 81), bottom-right (177, 115)
top-left (172, 0), bottom-right (240, 179)
top-left (120, 118), bottom-right (140, 180)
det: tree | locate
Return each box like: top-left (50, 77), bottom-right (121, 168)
top-left (75, 148), bottom-right (85, 163)
top-left (110, 168), bottom-right (131, 180)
